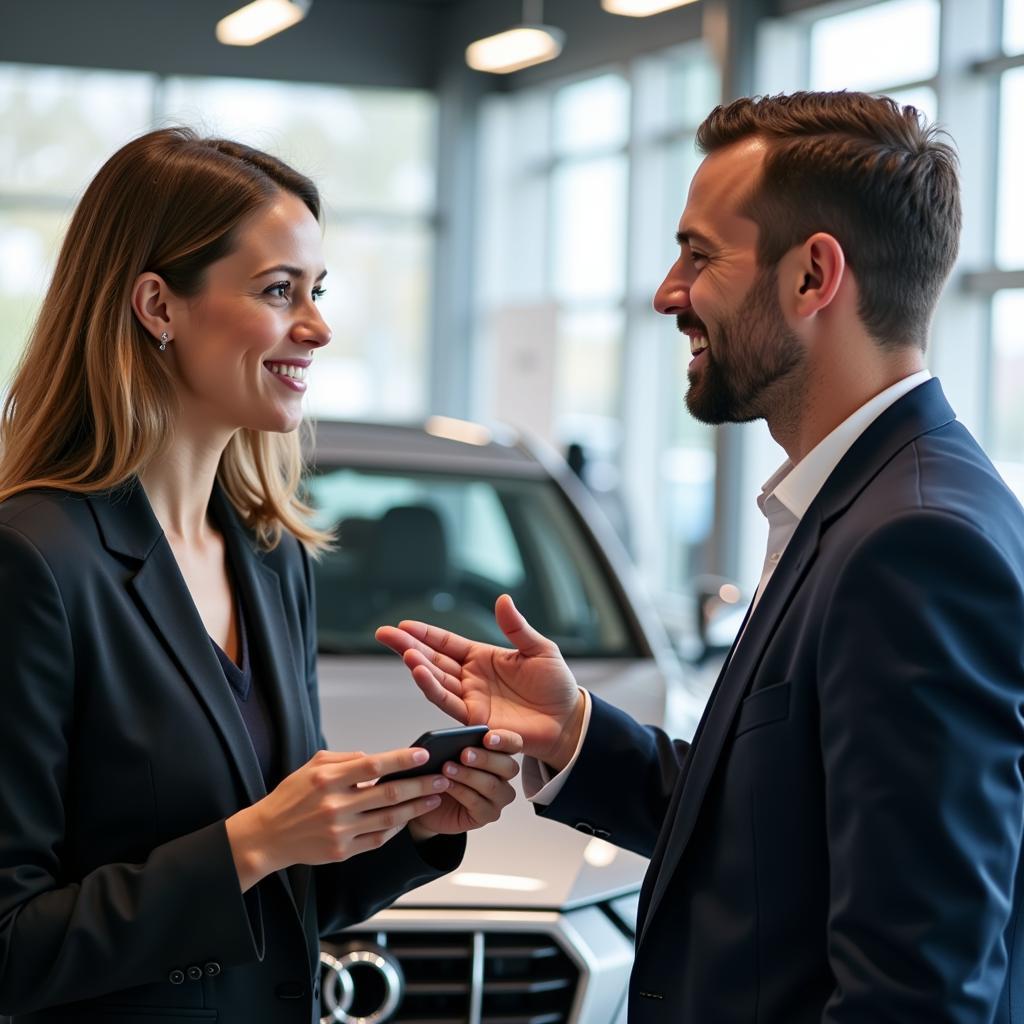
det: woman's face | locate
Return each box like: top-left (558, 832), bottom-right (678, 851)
top-left (168, 191), bottom-right (331, 437)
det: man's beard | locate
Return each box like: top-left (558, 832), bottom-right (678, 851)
top-left (682, 267), bottom-right (806, 426)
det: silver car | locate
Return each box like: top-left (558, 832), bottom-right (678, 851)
top-left (305, 418), bottom-right (704, 1024)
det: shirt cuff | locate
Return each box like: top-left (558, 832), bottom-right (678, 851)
top-left (522, 689), bottom-right (592, 806)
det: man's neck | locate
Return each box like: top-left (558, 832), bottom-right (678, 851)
top-left (770, 350), bottom-right (925, 464)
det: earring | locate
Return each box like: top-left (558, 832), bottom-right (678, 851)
top-left (159, 331), bottom-right (169, 352)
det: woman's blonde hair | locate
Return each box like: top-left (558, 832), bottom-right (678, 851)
top-left (0, 126), bottom-right (330, 552)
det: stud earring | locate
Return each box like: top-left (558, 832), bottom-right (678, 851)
top-left (159, 331), bottom-right (169, 352)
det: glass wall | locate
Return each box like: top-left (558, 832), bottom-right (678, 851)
top-left (474, 45), bottom-right (720, 604)
top-left (0, 63), bottom-right (436, 420)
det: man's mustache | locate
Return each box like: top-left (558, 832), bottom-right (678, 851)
top-left (677, 313), bottom-right (708, 334)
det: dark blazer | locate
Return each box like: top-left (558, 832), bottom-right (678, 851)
top-left (0, 481), bottom-right (463, 1023)
top-left (544, 379), bottom-right (1024, 1022)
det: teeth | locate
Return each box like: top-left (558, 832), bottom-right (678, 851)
top-left (267, 362), bottom-right (308, 381)
top-left (689, 335), bottom-right (709, 356)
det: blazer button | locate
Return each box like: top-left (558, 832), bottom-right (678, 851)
top-left (574, 821), bottom-right (595, 835)
top-left (205, 961), bottom-right (222, 977)
top-left (594, 828), bottom-right (611, 840)
top-left (187, 965), bottom-right (203, 981)
top-left (168, 969), bottom-right (185, 985)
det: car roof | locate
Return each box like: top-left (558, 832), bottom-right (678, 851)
top-left (307, 419), bottom-right (549, 478)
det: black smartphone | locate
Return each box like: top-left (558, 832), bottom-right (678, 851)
top-left (379, 725), bottom-right (490, 783)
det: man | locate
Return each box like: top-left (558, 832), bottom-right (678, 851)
top-left (378, 92), bottom-right (1024, 1021)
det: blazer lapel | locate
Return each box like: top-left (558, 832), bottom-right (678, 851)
top-left (210, 486), bottom-right (316, 917)
top-left (637, 378), bottom-right (958, 947)
top-left (210, 486), bottom-right (313, 782)
top-left (637, 508), bottom-right (822, 945)
top-left (88, 481), bottom-right (268, 807)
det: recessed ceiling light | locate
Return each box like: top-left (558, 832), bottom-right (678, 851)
top-left (601, 0), bottom-right (699, 16)
top-left (216, 0), bottom-right (311, 46)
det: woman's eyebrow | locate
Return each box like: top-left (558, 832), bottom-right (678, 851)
top-left (251, 264), bottom-right (328, 281)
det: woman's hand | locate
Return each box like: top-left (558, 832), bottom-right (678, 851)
top-left (226, 746), bottom-right (450, 892)
top-left (407, 729), bottom-right (523, 842)
top-left (376, 595), bottom-right (584, 768)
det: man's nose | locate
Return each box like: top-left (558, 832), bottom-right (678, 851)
top-left (653, 263), bottom-right (690, 316)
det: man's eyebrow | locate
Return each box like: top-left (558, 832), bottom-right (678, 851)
top-left (676, 230), bottom-right (718, 250)
top-left (251, 264), bottom-right (328, 282)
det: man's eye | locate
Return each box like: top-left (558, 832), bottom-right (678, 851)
top-left (266, 281), bottom-right (291, 299)
top-left (312, 286), bottom-right (327, 302)
top-left (691, 251), bottom-right (708, 266)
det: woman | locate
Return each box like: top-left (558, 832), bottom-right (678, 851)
top-left (0, 127), bottom-right (521, 1023)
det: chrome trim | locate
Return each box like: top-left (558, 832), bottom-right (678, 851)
top-left (468, 930), bottom-right (485, 1024)
top-left (320, 951), bottom-right (355, 1023)
top-left (320, 945), bottom-right (403, 1024)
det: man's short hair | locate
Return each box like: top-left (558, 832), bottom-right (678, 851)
top-left (696, 91), bottom-right (961, 350)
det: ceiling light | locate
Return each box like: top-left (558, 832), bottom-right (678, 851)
top-left (601, 0), bottom-right (699, 16)
top-left (216, 0), bottom-right (311, 46)
top-left (466, 0), bottom-right (565, 75)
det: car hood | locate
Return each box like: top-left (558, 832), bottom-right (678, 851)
top-left (317, 655), bottom-right (672, 909)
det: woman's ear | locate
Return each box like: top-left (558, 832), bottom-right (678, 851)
top-left (786, 232), bottom-right (846, 322)
top-left (131, 272), bottom-right (174, 347)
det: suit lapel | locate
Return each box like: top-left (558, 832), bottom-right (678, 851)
top-left (210, 487), bottom-right (313, 782)
top-left (209, 487), bottom-right (316, 918)
top-left (88, 481), bottom-right (267, 807)
top-left (636, 378), bottom-right (958, 947)
top-left (637, 509), bottom-right (822, 945)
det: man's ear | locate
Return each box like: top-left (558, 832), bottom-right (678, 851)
top-left (131, 272), bottom-right (176, 344)
top-left (784, 232), bottom-right (846, 322)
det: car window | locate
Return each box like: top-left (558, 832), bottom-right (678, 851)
top-left (306, 467), bottom-right (639, 657)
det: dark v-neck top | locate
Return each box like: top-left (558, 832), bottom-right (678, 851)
top-left (210, 600), bottom-right (279, 789)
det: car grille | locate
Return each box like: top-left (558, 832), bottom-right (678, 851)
top-left (322, 930), bottom-right (580, 1024)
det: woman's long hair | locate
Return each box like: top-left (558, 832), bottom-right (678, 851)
top-left (0, 126), bottom-right (330, 552)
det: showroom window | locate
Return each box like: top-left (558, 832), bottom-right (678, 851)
top-left (740, 0), bottom-right (1024, 586)
top-left (474, 45), bottom-right (721, 605)
top-left (0, 63), bottom-right (437, 421)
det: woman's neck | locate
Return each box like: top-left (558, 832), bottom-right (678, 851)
top-left (139, 431), bottom-right (232, 544)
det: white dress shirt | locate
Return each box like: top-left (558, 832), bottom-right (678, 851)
top-left (525, 369), bottom-right (932, 804)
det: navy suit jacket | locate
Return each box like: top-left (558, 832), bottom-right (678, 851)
top-left (0, 481), bottom-right (462, 1023)
top-left (543, 379), bottom-right (1024, 1022)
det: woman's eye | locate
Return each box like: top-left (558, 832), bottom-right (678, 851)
top-left (312, 286), bottom-right (327, 302)
top-left (266, 281), bottom-right (291, 299)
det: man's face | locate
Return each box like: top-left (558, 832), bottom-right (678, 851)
top-left (653, 138), bottom-right (806, 425)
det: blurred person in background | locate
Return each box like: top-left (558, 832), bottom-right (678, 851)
top-left (0, 127), bottom-right (521, 1023)
top-left (380, 92), bottom-right (1024, 1022)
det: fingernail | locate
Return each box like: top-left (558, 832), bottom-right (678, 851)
top-left (426, 795), bottom-right (441, 807)
top-left (488, 734), bottom-right (500, 747)
top-left (433, 776), bottom-right (450, 789)
top-left (444, 763), bottom-right (459, 776)
top-left (464, 748), bottom-right (477, 764)
top-left (412, 749), bottom-right (429, 764)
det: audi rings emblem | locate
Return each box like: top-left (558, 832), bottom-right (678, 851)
top-left (320, 944), bottom-right (404, 1024)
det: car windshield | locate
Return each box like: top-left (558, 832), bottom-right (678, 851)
top-left (306, 467), bottom-right (640, 657)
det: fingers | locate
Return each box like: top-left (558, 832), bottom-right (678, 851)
top-left (480, 729), bottom-right (524, 756)
top-left (410, 663), bottom-right (471, 724)
top-left (348, 793), bottom-right (444, 850)
top-left (378, 621), bottom-right (477, 666)
top-left (494, 594), bottom-right (557, 658)
top-left (441, 774), bottom-right (516, 826)
top-left (377, 626), bottom-right (469, 680)
top-left (325, 747), bottom-right (429, 787)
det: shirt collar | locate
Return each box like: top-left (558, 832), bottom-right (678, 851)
top-left (761, 370), bottom-right (932, 521)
